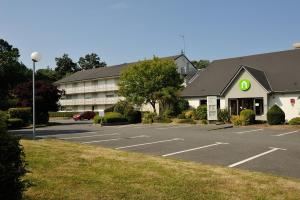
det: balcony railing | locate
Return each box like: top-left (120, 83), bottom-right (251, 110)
top-left (64, 86), bottom-right (119, 94)
top-left (60, 97), bottom-right (120, 106)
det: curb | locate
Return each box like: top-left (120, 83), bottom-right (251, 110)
top-left (207, 125), bottom-right (233, 131)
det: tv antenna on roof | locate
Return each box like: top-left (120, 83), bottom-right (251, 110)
top-left (179, 34), bottom-right (185, 54)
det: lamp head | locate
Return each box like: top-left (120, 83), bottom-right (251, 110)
top-left (31, 52), bottom-right (42, 62)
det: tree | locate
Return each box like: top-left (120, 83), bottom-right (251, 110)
top-left (191, 60), bottom-right (210, 70)
top-left (0, 39), bottom-right (31, 110)
top-left (54, 54), bottom-right (78, 79)
top-left (78, 53), bottom-right (106, 70)
top-left (36, 67), bottom-right (58, 83)
top-left (118, 57), bottom-right (183, 113)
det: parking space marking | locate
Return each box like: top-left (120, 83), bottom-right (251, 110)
top-left (273, 130), bottom-right (299, 137)
top-left (82, 138), bottom-right (121, 144)
top-left (115, 138), bottom-right (184, 150)
top-left (156, 125), bottom-right (192, 130)
top-left (228, 147), bottom-right (286, 168)
top-left (235, 129), bottom-right (263, 134)
top-left (162, 142), bottom-right (229, 157)
top-left (127, 135), bottom-right (149, 139)
top-left (37, 131), bottom-right (100, 138)
top-left (60, 133), bottom-right (119, 140)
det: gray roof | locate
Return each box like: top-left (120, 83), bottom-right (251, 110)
top-left (55, 54), bottom-right (182, 84)
top-left (182, 49), bottom-right (300, 97)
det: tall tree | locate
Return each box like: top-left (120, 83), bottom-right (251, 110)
top-left (0, 39), bottom-right (31, 109)
top-left (54, 54), bottom-right (78, 79)
top-left (191, 60), bottom-right (210, 70)
top-left (118, 57), bottom-right (183, 113)
top-left (36, 67), bottom-right (58, 83)
top-left (78, 53), bottom-right (106, 70)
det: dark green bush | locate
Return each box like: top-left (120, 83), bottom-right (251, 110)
top-left (93, 115), bottom-right (103, 124)
top-left (174, 98), bottom-right (189, 115)
top-left (240, 109), bottom-right (255, 125)
top-left (7, 118), bottom-right (24, 128)
top-left (267, 105), bottom-right (285, 125)
top-left (126, 110), bottom-right (142, 124)
top-left (36, 112), bottom-right (49, 124)
top-left (218, 109), bottom-right (231, 123)
top-left (103, 112), bottom-right (127, 124)
top-left (8, 107), bottom-right (31, 124)
top-left (288, 117), bottom-right (300, 125)
top-left (195, 105), bottom-right (207, 120)
top-left (48, 112), bottom-right (78, 118)
top-left (177, 113), bottom-right (186, 119)
top-left (0, 111), bottom-right (28, 200)
top-left (142, 112), bottom-right (156, 124)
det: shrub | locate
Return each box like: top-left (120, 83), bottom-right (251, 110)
top-left (218, 109), bottom-right (231, 123)
top-left (103, 112), bottom-right (127, 124)
top-left (240, 109), bottom-right (255, 125)
top-left (142, 112), bottom-right (156, 124)
top-left (184, 109), bottom-right (195, 119)
top-left (126, 110), bottom-right (142, 124)
top-left (175, 118), bottom-right (196, 124)
top-left (288, 117), bottom-right (300, 125)
top-left (267, 105), bottom-right (285, 125)
top-left (195, 105), bottom-right (207, 120)
top-left (162, 108), bottom-right (175, 118)
top-left (7, 118), bottom-right (24, 128)
top-left (93, 115), bottom-right (103, 124)
top-left (8, 107), bottom-right (31, 124)
top-left (36, 112), bottom-right (49, 124)
top-left (49, 112), bottom-right (78, 118)
top-left (174, 98), bottom-right (189, 115)
top-left (231, 115), bottom-right (243, 126)
top-left (113, 100), bottom-right (134, 115)
top-left (0, 111), bottom-right (27, 200)
top-left (153, 115), bottom-right (172, 123)
top-left (177, 113), bottom-right (186, 119)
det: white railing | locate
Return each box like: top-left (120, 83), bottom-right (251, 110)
top-left (63, 86), bottom-right (119, 94)
top-left (60, 97), bottom-right (121, 106)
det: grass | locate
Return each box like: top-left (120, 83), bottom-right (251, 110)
top-left (22, 139), bottom-right (300, 200)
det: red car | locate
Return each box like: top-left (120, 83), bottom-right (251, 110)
top-left (73, 111), bottom-right (96, 121)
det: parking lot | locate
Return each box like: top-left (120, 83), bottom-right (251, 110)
top-left (12, 120), bottom-right (300, 179)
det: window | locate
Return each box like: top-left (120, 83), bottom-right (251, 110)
top-left (200, 99), bottom-right (207, 106)
top-left (255, 98), bottom-right (264, 115)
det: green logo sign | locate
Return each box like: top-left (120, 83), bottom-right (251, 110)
top-left (239, 79), bottom-right (251, 91)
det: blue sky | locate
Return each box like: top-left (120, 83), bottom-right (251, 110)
top-left (1, 0), bottom-right (299, 69)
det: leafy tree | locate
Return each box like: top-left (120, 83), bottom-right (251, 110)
top-left (13, 80), bottom-right (62, 119)
top-left (36, 67), bottom-right (58, 83)
top-left (118, 57), bottom-right (183, 113)
top-left (191, 60), bottom-right (210, 70)
top-left (54, 54), bottom-right (78, 79)
top-left (0, 39), bottom-right (31, 110)
top-left (78, 53), bottom-right (106, 70)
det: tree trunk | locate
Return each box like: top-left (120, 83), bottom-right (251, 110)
top-left (150, 101), bottom-right (156, 114)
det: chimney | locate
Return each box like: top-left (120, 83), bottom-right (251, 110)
top-left (293, 42), bottom-right (300, 49)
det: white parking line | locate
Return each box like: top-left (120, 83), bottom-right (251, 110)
top-left (60, 133), bottom-right (119, 140)
top-left (37, 131), bottom-right (100, 138)
top-left (235, 129), bottom-right (263, 134)
top-left (273, 130), bottom-right (299, 137)
top-left (82, 138), bottom-right (121, 144)
top-left (128, 135), bottom-right (149, 139)
top-left (162, 142), bottom-right (229, 157)
top-left (115, 138), bottom-right (184, 150)
top-left (156, 125), bottom-right (192, 130)
top-left (228, 147), bottom-right (286, 168)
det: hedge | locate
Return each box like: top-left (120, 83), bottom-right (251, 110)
top-left (195, 105), bottom-right (207, 120)
top-left (289, 117), bottom-right (300, 125)
top-left (240, 109), bottom-right (255, 125)
top-left (7, 118), bottom-right (24, 128)
top-left (267, 105), bottom-right (285, 125)
top-left (49, 112), bottom-right (79, 118)
top-left (8, 107), bottom-right (31, 124)
top-left (103, 112), bottom-right (127, 124)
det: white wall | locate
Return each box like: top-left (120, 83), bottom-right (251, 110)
top-left (186, 98), bottom-right (200, 109)
top-left (268, 93), bottom-right (300, 121)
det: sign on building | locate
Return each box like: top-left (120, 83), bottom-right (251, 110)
top-left (207, 96), bottom-right (218, 121)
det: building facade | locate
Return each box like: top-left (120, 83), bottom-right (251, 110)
top-left (55, 54), bottom-right (197, 113)
top-left (182, 48), bottom-right (300, 121)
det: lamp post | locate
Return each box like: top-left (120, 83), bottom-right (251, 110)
top-left (30, 52), bottom-right (41, 139)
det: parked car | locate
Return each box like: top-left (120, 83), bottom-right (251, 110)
top-left (73, 111), bottom-right (96, 121)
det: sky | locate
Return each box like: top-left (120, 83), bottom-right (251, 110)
top-left (0, 0), bottom-right (300, 70)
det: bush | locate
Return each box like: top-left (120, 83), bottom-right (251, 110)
top-left (142, 112), bottom-right (156, 124)
top-left (240, 109), bottom-right (255, 125)
top-left (267, 105), bottom-right (285, 125)
top-left (175, 118), bottom-right (196, 124)
top-left (7, 118), bottom-right (24, 128)
top-left (218, 109), bottom-right (231, 123)
top-left (195, 105), bottom-right (207, 120)
top-left (231, 115), bottom-right (243, 126)
top-left (288, 117), bottom-right (300, 125)
top-left (184, 109), bottom-right (195, 119)
top-left (0, 111), bottom-right (28, 200)
top-left (174, 98), bottom-right (189, 115)
top-left (126, 110), bottom-right (142, 124)
top-left (36, 112), bottom-right (49, 124)
top-left (103, 112), bottom-right (127, 124)
top-left (162, 108), bottom-right (175, 118)
top-left (177, 113), bottom-right (186, 119)
top-left (8, 107), bottom-right (31, 124)
top-left (113, 100), bottom-right (133, 115)
top-left (49, 112), bottom-right (78, 118)
top-left (153, 115), bottom-right (172, 123)
top-left (93, 115), bottom-right (103, 124)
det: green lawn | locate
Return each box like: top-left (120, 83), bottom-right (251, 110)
top-left (22, 139), bottom-right (300, 200)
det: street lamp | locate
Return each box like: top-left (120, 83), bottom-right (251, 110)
top-left (30, 52), bottom-right (41, 139)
